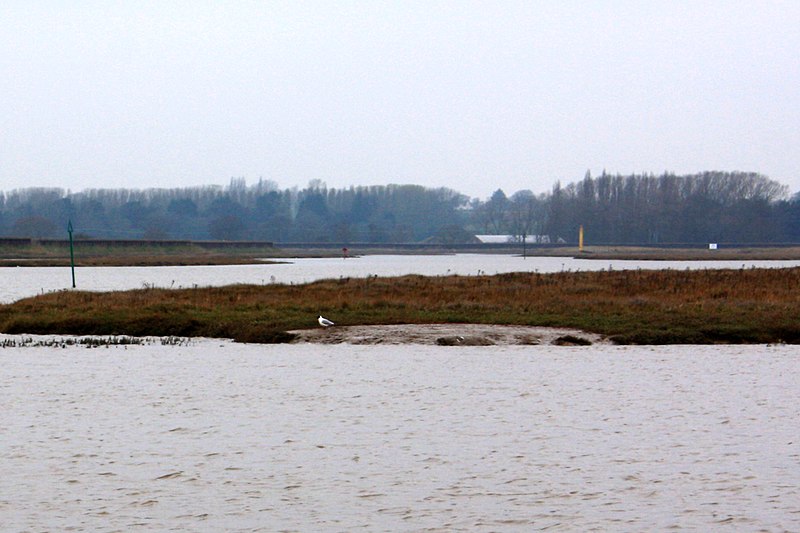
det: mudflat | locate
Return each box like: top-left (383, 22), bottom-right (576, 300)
top-left (289, 323), bottom-right (606, 346)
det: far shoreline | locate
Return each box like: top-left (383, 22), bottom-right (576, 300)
top-left (3, 243), bottom-right (800, 267)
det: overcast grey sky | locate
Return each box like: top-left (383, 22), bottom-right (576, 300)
top-left (1, 1), bottom-right (798, 199)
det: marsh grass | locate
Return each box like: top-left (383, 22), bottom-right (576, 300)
top-left (0, 335), bottom-right (190, 348)
top-left (1, 268), bottom-right (798, 344)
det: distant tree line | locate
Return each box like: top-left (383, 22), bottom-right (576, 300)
top-left (0, 179), bottom-right (471, 243)
top-left (473, 171), bottom-right (798, 244)
top-left (1, 171), bottom-right (798, 244)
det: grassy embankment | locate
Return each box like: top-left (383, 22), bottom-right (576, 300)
top-left (580, 246), bottom-right (800, 261)
top-left (5, 240), bottom-right (800, 265)
top-left (1, 267), bottom-right (798, 344)
top-left (0, 241), bottom-right (283, 266)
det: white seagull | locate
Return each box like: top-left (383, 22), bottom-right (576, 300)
top-left (318, 315), bottom-right (335, 327)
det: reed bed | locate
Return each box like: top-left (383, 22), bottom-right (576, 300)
top-left (0, 335), bottom-right (190, 348)
top-left (1, 267), bottom-right (798, 344)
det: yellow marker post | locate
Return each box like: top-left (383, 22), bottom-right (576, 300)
top-left (579, 225), bottom-right (584, 252)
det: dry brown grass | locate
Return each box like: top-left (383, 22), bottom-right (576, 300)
top-left (1, 267), bottom-right (798, 344)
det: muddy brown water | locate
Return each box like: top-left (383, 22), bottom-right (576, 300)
top-left (2, 339), bottom-right (798, 531)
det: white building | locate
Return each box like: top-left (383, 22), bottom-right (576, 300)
top-left (475, 235), bottom-right (551, 244)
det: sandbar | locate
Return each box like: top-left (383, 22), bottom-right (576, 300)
top-left (288, 324), bottom-right (607, 346)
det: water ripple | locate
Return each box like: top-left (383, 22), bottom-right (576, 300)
top-left (1, 341), bottom-right (798, 531)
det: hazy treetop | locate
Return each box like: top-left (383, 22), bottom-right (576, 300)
top-left (1, 1), bottom-right (798, 199)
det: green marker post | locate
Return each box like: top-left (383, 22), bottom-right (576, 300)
top-left (68, 220), bottom-right (76, 288)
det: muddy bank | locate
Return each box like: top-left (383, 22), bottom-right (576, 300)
top-left (288, 324), bottom-right (607, 346)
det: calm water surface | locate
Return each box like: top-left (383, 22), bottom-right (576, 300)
top-left (3, 254), bottom-right (800, 303)
top-left (2, 340), bottom-right (798, 531)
